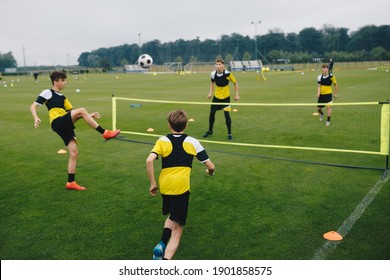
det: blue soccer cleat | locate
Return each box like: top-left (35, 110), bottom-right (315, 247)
top-left (152, 241), bottom-right (166, 260)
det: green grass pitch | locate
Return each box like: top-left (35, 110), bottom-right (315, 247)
top-left (0, 68), bottom-right (389, 259)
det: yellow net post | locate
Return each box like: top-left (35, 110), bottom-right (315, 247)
top-left (380, 101), bottom-right (390, 175)
top-left (380, 102), bottom-right (389, 156)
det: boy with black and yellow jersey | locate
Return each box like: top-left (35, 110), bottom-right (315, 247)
top-left (30, 71), bottom-right (120, 191)
top-left (317, 64), bottom-right (338, 126)
top-left (203, 59), bottom-right (240, 140)
top-left (146, 110), bottom-right (215, 260)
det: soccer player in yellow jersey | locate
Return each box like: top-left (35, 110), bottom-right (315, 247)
top-left (317, 64), bottom-right (338, 126)
top-left (30, 71), bottom-right (120, 191)
top-left (203, 59), bottom-right (240, 140)
top-left (146, 110), bottom-right (215, 260)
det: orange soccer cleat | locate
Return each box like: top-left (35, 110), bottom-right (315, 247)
top-left (102, 129), bottom-right (121, 140)
top-left (66, 181), bottom-right (86, 191)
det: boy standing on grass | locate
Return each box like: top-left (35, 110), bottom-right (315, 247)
top-left (30, 71), bottom-right (120, 191)
top-left (203, 58), bottom-right (240, 141)
top-left (317, 64), bottom-right (338, 126)
top-left (146, 109), bottom-right (215, 260)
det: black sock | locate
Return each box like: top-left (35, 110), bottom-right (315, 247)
top-left (96, 126), bottom-right (105, 134)
top-left (161, 228), bottom-right (172, 245)
top-left (68, 173), bottom-right (75, 182)
top-left (327, 117), bottom-right (331, 121)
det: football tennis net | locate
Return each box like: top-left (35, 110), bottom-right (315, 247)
top-left (111, 95), bottom-right (389, 169)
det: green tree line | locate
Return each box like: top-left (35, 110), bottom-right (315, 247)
top-left (0, 52), bottom-right (17, 72)
top-left (77, 24), bottom-right (390, 69)
top-left (1, 24), bottom-right (389, 72)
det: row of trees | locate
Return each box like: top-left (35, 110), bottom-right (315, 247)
top-left (1, 25), bottom-right (389, 72)
top-left (78, 24), bottom-right (390, 69)
top-left (0, 52), bottom-right (17, 72)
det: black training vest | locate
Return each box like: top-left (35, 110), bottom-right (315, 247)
top-left (162, 134), bottom-right (194, 169)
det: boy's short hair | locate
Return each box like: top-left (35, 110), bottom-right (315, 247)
top-left (167, 110), bottom-right (188, 132)
top-left (215, 58), bottom-right (225, 64)
top-left (322, 64), bottom-right (329, 69)
top-left (50, 71), bottom-right (67, 84)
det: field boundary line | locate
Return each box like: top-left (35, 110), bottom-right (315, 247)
top-left (313, 173), bottom-right (390, 259)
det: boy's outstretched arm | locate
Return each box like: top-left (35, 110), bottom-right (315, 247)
top-left (146, 153), bottom-right (158, 196)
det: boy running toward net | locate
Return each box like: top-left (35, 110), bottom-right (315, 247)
top-left (30, 71), bottom-right (120, 191)
top-left (146, 109), bottom-right (215, 260)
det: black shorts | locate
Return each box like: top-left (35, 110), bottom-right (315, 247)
top-left (318, 94), bottom-right (333, 108)
top-left (211, 96), bottom-right (230, 111)
top-left (51, 112), bottom-right (76, 146)
top-left (162, 191), bottom-right (190, 226)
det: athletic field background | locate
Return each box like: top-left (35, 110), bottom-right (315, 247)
top-left (0, 67), bottom-right (389, 260)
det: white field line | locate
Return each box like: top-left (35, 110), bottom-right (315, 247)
top-left (313, 173), bottom-right (390, 260)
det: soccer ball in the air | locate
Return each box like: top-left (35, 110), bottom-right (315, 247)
top-left (138, 54), bottom-right (153, 69)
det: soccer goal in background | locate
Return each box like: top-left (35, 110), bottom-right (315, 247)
top-left (111, 94), bottom-right (390, 175)
top-left (162, 62), bottom-right (183, 72)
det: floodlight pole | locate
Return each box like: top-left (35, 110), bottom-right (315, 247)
top-left (66, 53), bottom-right (69, 71)
top-left (138, 33), bottom-right (141, 56)
top-left (168, 42), bottom-right (171, 62)
top-left (251, 20), bottom-right (261, 60)
top-left (22, 45), bottom-right (27, 68)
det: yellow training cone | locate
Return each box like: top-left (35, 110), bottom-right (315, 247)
top-left (188, 118), bottom-right (195, 122)
top-left (57, 149), bottom-right (67, 154)
top-left (233, 109), bottom-right (238, 112)
top-left (323, 231), bottom-right (343, 241)
top-left (312, 112), bottom-right (319, 116)
top-left (223, 106), bottom-right (231, 112)
top-left (147, 128), bottom-right (155, 132)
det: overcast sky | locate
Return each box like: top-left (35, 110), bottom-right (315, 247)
top-left (1, 0), bottom-right (389, 66)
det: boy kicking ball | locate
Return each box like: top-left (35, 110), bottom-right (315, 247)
top-left (146, 109), bottom-right (215, 260)
top-left (30, 71), bottom-right (120, 191)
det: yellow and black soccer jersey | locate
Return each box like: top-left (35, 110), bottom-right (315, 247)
top-left (211, 70), bottom-right (237, 99)
top-left (151, 134), bottom-right (210, 195)
top-left (317, 74), bottom-right (337, 95)
top-left (34, 89), bottom-right (73, 124)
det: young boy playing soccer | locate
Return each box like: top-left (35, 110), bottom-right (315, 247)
top-left (317, 64), bottom-right (338, 126)
top-left (203, 58), bottom-right (240, 140)
top-left (146, 109), bottom-right (215, 260)
top-left (30, 71), bottom-right (120, 191)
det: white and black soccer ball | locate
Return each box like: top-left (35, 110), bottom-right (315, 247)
top-left (138, 54), bottom-right (153, 69)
